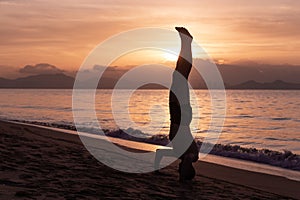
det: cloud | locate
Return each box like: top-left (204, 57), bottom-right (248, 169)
top-left (1, 0), bottom-right (300, 66)
top-left (19, 63), bottom-right (65, 75)
top-left (0, 65), bottom-right (20, 79)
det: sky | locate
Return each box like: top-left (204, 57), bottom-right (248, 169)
top-left (0, 0), bottom-right (300, 79)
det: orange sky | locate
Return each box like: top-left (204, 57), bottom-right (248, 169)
top-left (1, 0), bottom-right (300, 72)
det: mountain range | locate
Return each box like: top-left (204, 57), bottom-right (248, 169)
top-left (0, 73), bottom-right (300, 89)
top-left (0, 74), bottom-right (74, 89)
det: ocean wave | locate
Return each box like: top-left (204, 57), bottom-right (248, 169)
top-left (206, 143), bottom-right (300, 171)
top-left (227, 115), bottom-right (255, 119)
top-left (265, 137), bottom-right (300, 142)
top-left (260, 127), bottom-right (283, 130)
top-left (4, 105), bottom-right (73, 112)
top-left (7, 119), bottom-right (300, 171)
top-left (271, 117), bottom-right (292, 121)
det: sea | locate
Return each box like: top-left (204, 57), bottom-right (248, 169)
top-left (0, 89), bottom-right (299, 171)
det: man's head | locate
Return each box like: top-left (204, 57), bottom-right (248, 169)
top-left (179, 154), bottom-right (196, 181)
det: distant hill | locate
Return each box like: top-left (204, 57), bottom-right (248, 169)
top-left (0, 73), bottom-right (169, 89)
top-left (0, 74), bottom-right (74, 89)
top-left (0, 77), bottom-right (12, 88)
top-left (139, 83), bottom-right (167, 89)
top-left (0, 73), bottom-right (300, 89)
top-left (228, 80), bottom-right (300, 89)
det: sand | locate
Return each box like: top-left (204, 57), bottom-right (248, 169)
top-left (0, 120), bottom-right (299, 200)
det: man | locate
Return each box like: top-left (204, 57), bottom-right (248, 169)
top-left (155, 27), bottom-right (199, 181)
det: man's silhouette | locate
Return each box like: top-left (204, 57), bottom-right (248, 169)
top-left (155, 27), bottom-right (199, 181)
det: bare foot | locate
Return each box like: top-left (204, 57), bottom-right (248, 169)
top-left (175, 27), bottom-right (193, 41)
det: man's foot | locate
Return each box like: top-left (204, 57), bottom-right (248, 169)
top-left (175, 27), bottom-right (193, 42)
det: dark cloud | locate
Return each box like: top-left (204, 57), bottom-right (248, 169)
top-left (93, 65), bottom-right (129, 71)
top-left (217, 62), bottom-right (300, 85)
top-left (2, 61), bottom-right (300, 85)
top-left (0, 65), bottom-right (20, 79)
top-left (19, 63), bottom-right (65, 75)
top-left (93, 65), bottom-right (107, 71)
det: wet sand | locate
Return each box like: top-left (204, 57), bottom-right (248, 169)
top-left (0, 120), bottom-right (299, 199)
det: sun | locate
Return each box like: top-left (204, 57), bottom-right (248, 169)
top-left (162, 52), bottom-right (178, 62)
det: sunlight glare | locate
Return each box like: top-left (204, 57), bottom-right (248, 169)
top-left (162, 52), bottom-right (178, 62)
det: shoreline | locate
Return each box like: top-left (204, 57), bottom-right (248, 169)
top-left (1, 120), bottom-right (299, 199)
top-left (4, 118), bottom-right (300, 172)
top-left (4, 119), bottom-right (300, 181)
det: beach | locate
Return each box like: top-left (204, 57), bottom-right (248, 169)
top-left (0, 120), bottom-right (299, 199)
